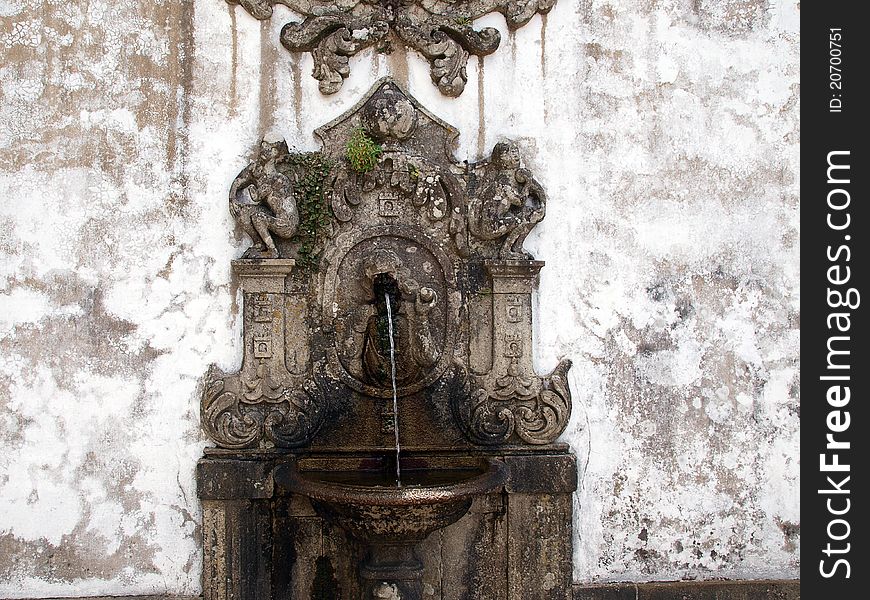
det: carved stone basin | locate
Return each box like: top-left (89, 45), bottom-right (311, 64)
top-left (277, 457), bottom-right (506, 542)
top-left (274, 457), bottom-right (507, 599)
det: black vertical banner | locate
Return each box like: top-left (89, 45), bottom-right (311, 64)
top-left (802, 4), bottom-right (868, 597)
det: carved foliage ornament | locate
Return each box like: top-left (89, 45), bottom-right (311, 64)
top-left (226, 0), bottom-right (557, 96)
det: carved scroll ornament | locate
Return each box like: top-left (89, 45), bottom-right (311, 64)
top-left (226, 0), bottom-right (558, 96)
top-left (461, 357), bottom-right (572, 445)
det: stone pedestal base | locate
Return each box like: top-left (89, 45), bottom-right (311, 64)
top-left (361, 543), bottom-right (424, 600)
top-left (197, 448), bottom-right (576, 600)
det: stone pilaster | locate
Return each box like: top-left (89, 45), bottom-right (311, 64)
top-left (233, 259), bottom-right (295, 375)
top-left (198, 457), bottom-right (275, 600)
top-left (486, 260), bottom-right (544, 382)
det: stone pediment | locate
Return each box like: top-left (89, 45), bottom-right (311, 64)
top-left (203, 78), bottom-right (572, 450)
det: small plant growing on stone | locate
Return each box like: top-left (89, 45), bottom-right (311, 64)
top-left (345, 128), bottom-right (382, 173)
top-left (284, 152), bottom-right (334, 271)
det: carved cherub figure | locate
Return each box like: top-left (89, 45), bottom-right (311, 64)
top-left (229, 139), bottom-right (300, 259)
top-left (468, 141), bottom-right (546, 259)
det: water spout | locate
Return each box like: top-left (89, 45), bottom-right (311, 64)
top-left (385, 291), bottom-right (401, 487)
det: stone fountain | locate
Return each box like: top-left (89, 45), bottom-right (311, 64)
top-left (197, 79), bottom-right (577, 600)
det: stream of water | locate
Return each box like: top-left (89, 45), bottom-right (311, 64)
top-left (385, 292), bottom-right (401, 487)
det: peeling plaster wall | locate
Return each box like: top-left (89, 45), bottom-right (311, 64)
top-left (0, 0), bottom-right (799, 596)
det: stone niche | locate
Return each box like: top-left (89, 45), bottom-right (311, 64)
top-left (197, 79), bottom-right (576, 600)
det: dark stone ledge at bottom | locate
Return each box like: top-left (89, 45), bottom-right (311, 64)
top-left (21, 580), bottom-right (799, 600)
top-left (574, 580), bottom-right (799, 600)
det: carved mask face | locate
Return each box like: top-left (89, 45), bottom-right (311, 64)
top-left (362, 96), bottom-right (418, 141)
top-left (258, 141), bottom-right (282, 163)
top-left (373, 272), bottom-right (401, 315)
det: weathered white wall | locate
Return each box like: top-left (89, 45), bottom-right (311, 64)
top-left (0, 0), bottom-right (799, 596)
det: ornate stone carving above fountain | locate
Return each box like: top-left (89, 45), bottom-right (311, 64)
top-left (225, 0), bottom-right (557, 96)
top-left (198, 79), bottom-right (577, 600)
top-left (201, 78), bottom-right (572, 452)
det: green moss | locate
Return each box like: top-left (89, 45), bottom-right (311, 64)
top-left (283, 152), bottom-right (334, 271)
top-left (376, 315), bottom-right (392, 356)
top-left (345, 128), bottom-right (382, 173)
